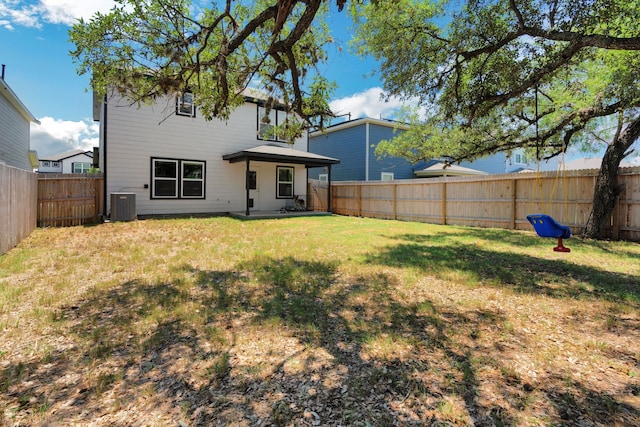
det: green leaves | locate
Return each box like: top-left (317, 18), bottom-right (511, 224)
top-left (69, 0), bottom-right (337, 131)
top-left (354, 0), bottom-right (640, 163)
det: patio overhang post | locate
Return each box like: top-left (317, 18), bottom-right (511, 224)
top-left (327, 165), bottom-right (332, 213)
top-left (245, 158), bottom-right (250, 216)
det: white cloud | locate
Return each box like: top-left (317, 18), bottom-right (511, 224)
top-left (329, 87), bottom-right (420, 121)
top-left (31, 116), bottom-right (99, 157)
top-left (0, 0), bottom-right (115, 28)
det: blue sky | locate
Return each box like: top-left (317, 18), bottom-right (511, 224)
top-left (2, 1), bottom-right (634, 165)
top-left (1, 0), bottom-right (404, 157)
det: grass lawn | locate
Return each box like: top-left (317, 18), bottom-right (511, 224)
top-left (1, 215), bottom-right (639, 426)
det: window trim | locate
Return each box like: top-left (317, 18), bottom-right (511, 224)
top-left (276, 165), bottom-right (294, 199)
top-left (256, 104), bottom-right (293, 142)
top-left (176, 91), bottom-right (196, 117)
top-left (381, 172), bottom-right (394, 181)
top-left (151, 157), bottom-right (206, 199)
top-left (72, 162), bottom-right (92, 174)
top-left (181, 160), bottom-right (206, 198)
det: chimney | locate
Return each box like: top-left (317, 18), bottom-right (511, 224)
top-left (1, 64), bottom-right (5, 80)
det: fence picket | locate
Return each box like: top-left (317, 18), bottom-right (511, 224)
top-left (308, 167), bottom-right (640, 242)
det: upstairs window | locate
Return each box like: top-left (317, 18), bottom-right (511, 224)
top-left (176, 91), bottom-right (196, 117)
top-left (257, 105), bottom-right (293, 142)
top-left (381, 172), bottom-right (394, 181)
top-left (72, 162), bottom-right (91, 173)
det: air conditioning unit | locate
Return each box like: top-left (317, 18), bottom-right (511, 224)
top-left (110, 193), bottom-right (136, 221)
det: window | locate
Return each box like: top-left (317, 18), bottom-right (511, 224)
top-left (182, 161), bottom-right (205, 198)
top-left (515, 153), bottom-right (528, 164)
top-left (258, 105), bottom-right (277, 140)
top-left (318, 174), bottom-right (328, 182)
top-left (276, 166), bottom-right (294, 198)
top-left (152, 158), bottom-right (205, 199)
top-left (381, 172), bottom-right (394, 181)
top-left (52, 162), bottom-right (60, 167)
top-left (73, 162), bottom-right (92, 173)
top-left (257, 104), bottom-right (295, 142)
top-left (42, 161), bottom-right (50, 167)
top-left (248, 171), bottom-right (257, 190)
top-left (176, 91), bottom-right (196, 117)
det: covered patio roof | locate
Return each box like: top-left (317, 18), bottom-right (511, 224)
top-left (222, 144), bottom-right (340, 168)
top-left (223, 144), bottom-right (339, 216)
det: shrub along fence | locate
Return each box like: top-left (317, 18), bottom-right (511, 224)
top-left (0, 164), bottom-right (38, 255)
top-left (308, 166), bottom-right (640, 242)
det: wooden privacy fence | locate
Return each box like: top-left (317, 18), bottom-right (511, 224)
top-left (0, 164), bottom-right (38, 255)
top-left (308, 166), bottom-right (640, 242)
top-left (38, 173), bottom-right (104, 227)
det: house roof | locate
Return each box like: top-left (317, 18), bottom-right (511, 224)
top-left (28, 150), bottom-right (39, 169)
top-left (310, 117), bottom-right (410, 137)
top-left (223, 144), bottom-right (340, 168)
top-left (560, 157), bottom-right (634, 170)
top-left (39, 149), bottom-right (93, 162)
top-left (1, 77), bottom-right (40, 124)
top-left (414, 162), bottom-right (488, 177)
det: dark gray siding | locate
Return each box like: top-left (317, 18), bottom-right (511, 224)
top-left (309, 120), bottom-right (417, 181)
top-left (366, 123), bottom-right (415, 180)
top-left (0, 93), bottom-right (31, 170)
top-left (309, 125), bottom-right (366, 181)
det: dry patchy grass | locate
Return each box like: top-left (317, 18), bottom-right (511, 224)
top-left (0, 216), bottom-right (639, 426)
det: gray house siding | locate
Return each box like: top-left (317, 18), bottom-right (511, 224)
top-left (309, 119), bottom-right (412, 181)
top-left (309, 125), bottom-right (366, 181)
top-left (366, 123), bottom-right (415, 180)
top-left (0, 90), bottom-right (31, 170)
top-left (459, 154), bottom-right (507, 175)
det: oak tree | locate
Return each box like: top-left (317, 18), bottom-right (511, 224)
top-left (352, 0), bottom-right (640, 238)
top-left (69, 0), bottom-right (351, 141)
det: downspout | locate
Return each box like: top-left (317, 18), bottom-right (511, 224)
top-left (102, 97), bottom-right (108, 220)
top-left (306, 128), bottom-right (310, 204)
top-left (365, 122), bottom-right (370, 181)
top-left (245, 158), bottom-right (250, 216)
top-left (327, 165), bottom-right (332, 213)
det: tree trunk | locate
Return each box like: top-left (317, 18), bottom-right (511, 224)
top-left (582, 116), bottom-right (640, 239)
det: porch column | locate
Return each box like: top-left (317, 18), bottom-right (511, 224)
top-left (327, 165), bottom-right (332, 213)
top-left (245, 158), bottom-right (250, 216)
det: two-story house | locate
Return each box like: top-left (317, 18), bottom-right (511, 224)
top-left (38, 149), bottom-right (94, 173)
top-left (308, 117), bottom-right (548, 180)
top-left (0, 73), bottom-right (40, 170)
top-left (94, 90), bottom-right (339, 219)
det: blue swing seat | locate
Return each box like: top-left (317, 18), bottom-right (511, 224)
top-left (526, 214), bottom-right (571, 252)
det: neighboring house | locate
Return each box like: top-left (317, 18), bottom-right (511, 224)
top-left (308, 118), bottom-right (417, 181)
top-left (560, 157), bottom-right (634, 170)
top-left (94, 90), bottom-right (339, 218)
top-left (0, 74), bottom-right (40, 170)
top-left (38, 149), bottom-right (94, 173)
top-left (308, 117), bottom-right (548, 180)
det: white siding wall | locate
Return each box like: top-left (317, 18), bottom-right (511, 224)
top-left (0, 92), bottom-right (31, 170)
top-left (104, 94), bottom-right (308, 216)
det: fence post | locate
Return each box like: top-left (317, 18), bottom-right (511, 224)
top-left (442, 181), bottom-right (447, 225)
top-left (357, 183), bottom-right (362, 217)
top-left (393, 183), bottom-right (397, 220)
top-left (511, 179), bottom-right (517, 229)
